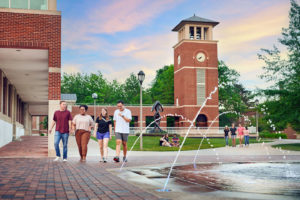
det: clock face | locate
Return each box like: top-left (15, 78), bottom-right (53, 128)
top-left (196, 52), bottom-right (206, 62)
top-left (177, 55), bottom-right (181, 65)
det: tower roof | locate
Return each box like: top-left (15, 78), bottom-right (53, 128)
top-left (172, 14), bottom-right (219, 31)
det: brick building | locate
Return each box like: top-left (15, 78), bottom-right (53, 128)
top-left (0, 3), bottom-right (221, 152)
top-left (70, 15), bottom-right (220, 132)
top-left (0, 0), bottom-right (60, 153)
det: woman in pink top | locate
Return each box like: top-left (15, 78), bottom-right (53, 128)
top-left (237, 123), bottom-right (245, 147)
top-left (243, 127), bottom-right (250, 146)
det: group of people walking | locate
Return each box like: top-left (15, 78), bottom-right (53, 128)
top-left (48, 100), bottom-right (131, 162)
top-left (224, 123), bottom-right (250, 147)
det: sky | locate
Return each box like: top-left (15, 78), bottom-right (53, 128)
top-left (58, 0), bottom-right (292, 90)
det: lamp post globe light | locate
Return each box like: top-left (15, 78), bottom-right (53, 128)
top-left (138, 71), bottom-right (145, 150)
top-left (255, 99), bottom-right (259, 140)
top-left (92, 93), bottom-right (98, 123)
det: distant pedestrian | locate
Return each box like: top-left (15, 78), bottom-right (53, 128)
top-left (243, 126), bottom-right (250, 147)
top-left (224, 125), bottom-right (230, 146)
top-left (237, 123), bottom-right (245, 147)
top-left (230, 123), bottom-right (237, 147)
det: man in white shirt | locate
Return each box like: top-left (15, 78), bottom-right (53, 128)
top-left (113, 100), bottom-right (132, 162)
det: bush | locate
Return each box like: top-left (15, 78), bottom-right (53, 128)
top-left (259, 131), bottom-right (287, 139)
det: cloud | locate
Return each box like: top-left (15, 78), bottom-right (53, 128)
top-left (215, 2), bottom-right (289, 55)
top-left (62, 0), bottom-right (182, 50)
top-left (214, 1), bottom-right (290, 90)
top-left (61, 64), bottom-right (81, 74)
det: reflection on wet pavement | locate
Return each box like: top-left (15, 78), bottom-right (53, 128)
top-left (131, 162), bottom-right (300, 199)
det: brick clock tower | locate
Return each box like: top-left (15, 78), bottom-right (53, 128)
top-left (172, 15), bottom-right (219, 127)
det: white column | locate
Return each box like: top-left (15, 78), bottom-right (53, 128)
top-left (24, 103), bottom-right (32, 136)
top-left (48, 100), bottom-right (60, 157)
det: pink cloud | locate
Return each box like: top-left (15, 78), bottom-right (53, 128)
top-left (62, 0), bottom-right (182, 50)
top-left (88, 0), bottom-right (181, 34)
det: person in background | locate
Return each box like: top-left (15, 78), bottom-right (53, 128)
top-left (243, 126), bottom-right (250, 147)
top-left (171, 134), bottom-right (180, 147)
top-left (160, 134), bottom-right (172, 147)
top-left (237, 123), bottom-right (245, 147)
top-left (94, 108), bottom-right (112, 163)
top-left (230, 123), bottom-right (237, 147)
top-left (72, 105), bottom-right (94, 162)
top-left (224, 125), bottom-right (230, 147)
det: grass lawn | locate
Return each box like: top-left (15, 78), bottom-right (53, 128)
top-left (272, 143), bottom-right (300, 151)
top-left (91, 136), bottom-right (271, 151)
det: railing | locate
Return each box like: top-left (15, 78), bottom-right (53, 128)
top-left (74, 103), bottom-right (175, 107)
top-left (112, 126), bottom-right (257, 136)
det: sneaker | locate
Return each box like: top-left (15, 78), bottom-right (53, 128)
top-left (113, 156), bottom-right (120, 162)
top-left (53, 157), bottom-right (60, 162)
top-left (103, 157), bottom-right (107, 163)
top-left (63, 159), bottom-right (67, 162)
top-left (123, 157), bottom-right (127, 162)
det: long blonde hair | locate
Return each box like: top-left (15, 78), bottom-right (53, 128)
top-left (99, 108), bottom-right (109, 121)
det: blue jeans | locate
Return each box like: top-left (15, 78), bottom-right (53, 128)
top-left (244, 135), bottom-right (249, 145)
top-left (225, 136), bottom-right (229, 146)
top-left (54, 131), bottom-right (69, 159)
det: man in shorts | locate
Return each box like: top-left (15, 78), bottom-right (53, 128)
top-left (113, 100), bottom-right (132, 162)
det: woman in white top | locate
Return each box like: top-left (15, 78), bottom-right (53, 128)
top-left (72, 105), bottom-right (94, 162)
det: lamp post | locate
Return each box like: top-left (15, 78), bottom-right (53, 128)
top-left (92, 93), bottom-right (98, 123)
top-left (138, 71), bottom-right (145, 150)
top-left (255, 99), bottom-right (259, 140)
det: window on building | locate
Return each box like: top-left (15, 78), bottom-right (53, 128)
top-left (196, 27), bottom-right (201, 40)
top-left (3, 77), bottom-right (7, 115)
top-left (189, 26), bottom-right (194, 39)
top-left (11, 0), bottom-right (28, 9)
top-left (30, 0), bottom-right (47, 10)
top-left (8, 84), bottom-right (12, 117)
top-left (197, 69), bottom-right (206, 105)
top-left (204, 27), bottom-right (209, 40)
top-left (2, 0), bottom-right (48, 10)
top-left (0, 0), bottom-right (9, 8)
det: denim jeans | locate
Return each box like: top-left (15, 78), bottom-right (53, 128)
top-left (225, 136), bottom-right (229, 146)
top-left (244, 135), bottom-right (249, 146)
top-left (54, 131), bottom-right (69, 159)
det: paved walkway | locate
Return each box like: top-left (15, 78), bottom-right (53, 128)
top-left (0, 136), bottom-right (48, 158)
top-left (0, 136), bottom-right (299, 199)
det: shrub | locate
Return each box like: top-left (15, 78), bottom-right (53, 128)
top-left (259, 131), bottom-right (287, 139)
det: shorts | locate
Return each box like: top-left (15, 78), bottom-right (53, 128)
top-left (97, 132), bottom-right (110, 140)
top-left (231, 134), bottom-right (236, 139)
top-left (115, 132), bottom-right (129, 142)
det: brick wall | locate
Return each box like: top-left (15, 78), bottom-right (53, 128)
top-left (173, 41), bottom-right (219, 127)
top-left (0, 11), bottom-right (61, 100)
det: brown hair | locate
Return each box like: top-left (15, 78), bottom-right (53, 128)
top-left (99, 108), bottom-right (109, 120)
top-left (60, 100), bottom-right (66, 105)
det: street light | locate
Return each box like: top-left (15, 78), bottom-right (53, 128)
top-left (255, 99), bottom-right (259, 140)
top-left (138, 70), bottom-right (145, 150)
top-left (92, 93), bottom-right (98, 123)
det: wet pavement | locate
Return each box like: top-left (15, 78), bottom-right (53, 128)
top-left (0, 136), bottom-right (299, 199)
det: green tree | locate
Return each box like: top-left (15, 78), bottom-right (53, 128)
top-left (258, 0), bottom-right (300, 131)
top-left (150, 65), bottom-right (174, 104)
top-left (218, 61), bottom-right (252, 126)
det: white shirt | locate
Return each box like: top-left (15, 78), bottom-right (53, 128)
top-left (113, 108), bottom-right (132, 134)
